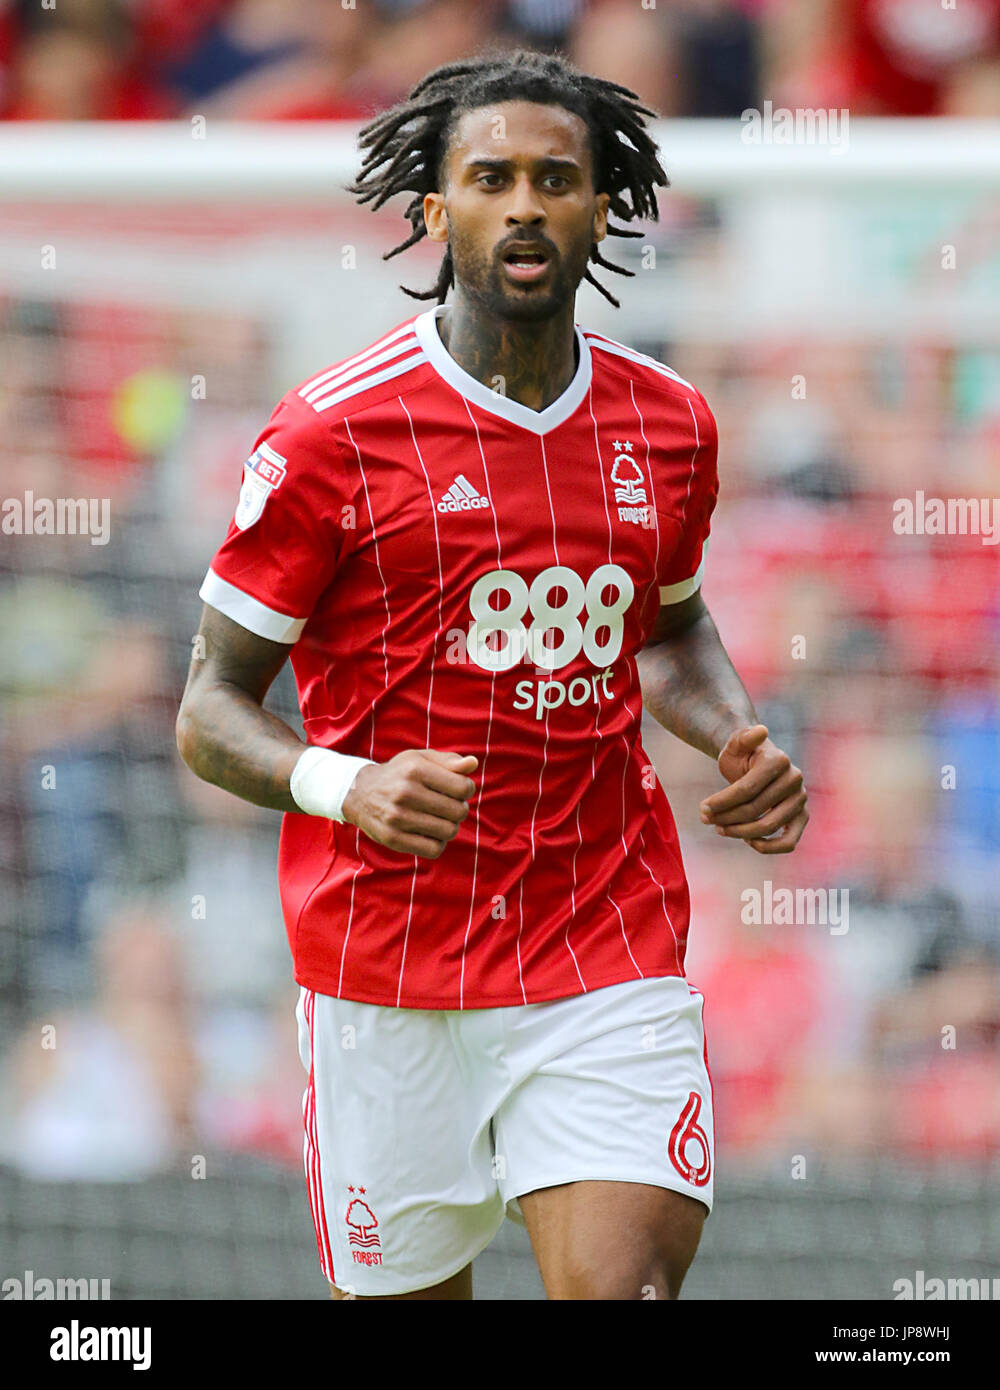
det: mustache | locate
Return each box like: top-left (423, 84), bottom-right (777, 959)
top-left (495, 233), bottom-right (559, 261)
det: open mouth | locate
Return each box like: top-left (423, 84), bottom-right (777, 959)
top-left (502, 247), bottom-right (551, 282)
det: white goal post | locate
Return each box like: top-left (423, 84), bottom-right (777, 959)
top-left (1, 119), bottom-right (998, 197)
top-left (1, 118), bottom-right (997, 357)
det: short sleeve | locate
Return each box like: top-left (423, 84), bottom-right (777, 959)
top-left (199, 392), bottom-right (353, 643)
top-left (657, 389), bottom-right (719, 605)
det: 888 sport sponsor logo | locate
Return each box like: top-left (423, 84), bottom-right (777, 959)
top-left (465, 564), bottom-right (634, 721)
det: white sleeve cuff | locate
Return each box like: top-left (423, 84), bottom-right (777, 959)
top-left (199, 568), bottom-right (306, 644)
top-left (659, 539), bottom-right (708, 605)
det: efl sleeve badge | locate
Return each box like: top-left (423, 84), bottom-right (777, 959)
top-left (234, 441), bottom-right (288, 530)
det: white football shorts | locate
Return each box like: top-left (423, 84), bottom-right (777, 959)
top-left (295, 974), bottom-right (714, 1297)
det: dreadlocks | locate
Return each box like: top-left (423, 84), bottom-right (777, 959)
top-left (348, 50), bottom-right (668, 309)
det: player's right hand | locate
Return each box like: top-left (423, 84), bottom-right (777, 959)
top-left (341, 749), bottom-right (478, 859)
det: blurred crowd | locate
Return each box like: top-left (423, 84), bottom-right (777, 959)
top-left (652, 336), bottom-right (1000, 1160)
top-left (0, 292), bottom-right (307, 1176)
top-left (0, 0), bottom-right (999, 122)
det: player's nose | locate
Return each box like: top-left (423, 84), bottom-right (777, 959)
top-left (504, 174), bottom-right (545, 228)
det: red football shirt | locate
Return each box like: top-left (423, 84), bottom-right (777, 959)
top-left (199, 307), bottom-right (719, 1008)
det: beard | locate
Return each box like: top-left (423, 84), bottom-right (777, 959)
top-left (448, 224), bottom-right (593, 323)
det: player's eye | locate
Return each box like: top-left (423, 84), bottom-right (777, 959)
top-left (477, 172), bottom-right (505, 188)
top-left (542, 176), bottom-right (568, 190)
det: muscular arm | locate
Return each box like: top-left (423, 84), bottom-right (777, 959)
top-left (175, 602), bottom-right (478, 855)
top-left (175, 604), bottom-right (304, 812)
top-left (637, 590), bottom-right (809, 853)
top-left (636, 590), bottom-right (757, 760)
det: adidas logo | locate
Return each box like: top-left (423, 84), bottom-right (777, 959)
top-left (436, 474), bottom-right (489, 513)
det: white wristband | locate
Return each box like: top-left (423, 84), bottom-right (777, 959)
top-left (289, 746), bottom-right (375, 823)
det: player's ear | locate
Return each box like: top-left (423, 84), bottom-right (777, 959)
top-left (592, 192), bottom-right (610, 245)
top-left (424, 192), bottom-right (448, 243)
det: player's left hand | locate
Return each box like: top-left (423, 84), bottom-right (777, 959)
top-left (699, 723), bottom-right (808, 854)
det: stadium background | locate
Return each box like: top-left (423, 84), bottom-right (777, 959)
top-left (1, 0), bottom-right (999, 1300)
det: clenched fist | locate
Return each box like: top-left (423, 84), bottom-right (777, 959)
top-left (700, 724), bottom-right (808, 855)
top-left (342, 748), bottom-right (478, 859)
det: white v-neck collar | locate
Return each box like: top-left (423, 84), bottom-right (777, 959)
top-left (414, 305), bottom-right (592, 436)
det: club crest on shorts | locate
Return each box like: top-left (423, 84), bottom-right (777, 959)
top-left (667, 1091), bottom-right (712, 1187)
top-left (345, 1185), bottom-right (383, 1267)
top-left (234, 441), bottom-right (287, 530)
